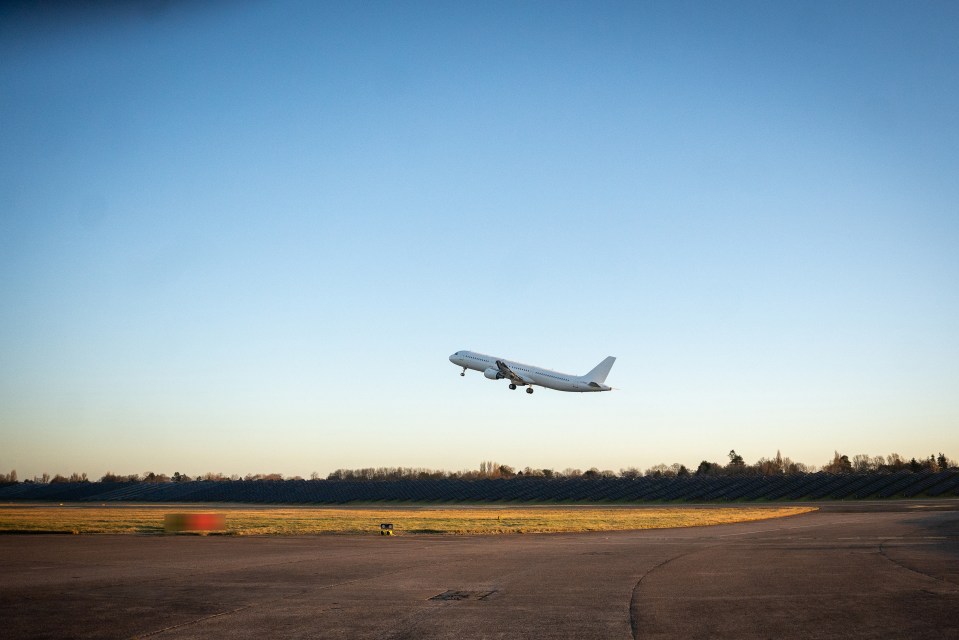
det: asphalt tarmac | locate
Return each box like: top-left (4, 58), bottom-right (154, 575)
top-left (1, 501), bottom-right (957, 639)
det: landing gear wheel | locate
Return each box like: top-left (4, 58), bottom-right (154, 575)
top-left (509, 384), bottom-right (517, 390)
top-left (460, 367), bottom-right (466, 377)
top-left (460, 372), bottom-right (465, 377)
top-left (526, 387), bottom-right (534, 394)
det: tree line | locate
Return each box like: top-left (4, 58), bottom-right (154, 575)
top-left (328, 450), bottom-right (956, 481)
top-left (2, 449), bottom-right (953, 486)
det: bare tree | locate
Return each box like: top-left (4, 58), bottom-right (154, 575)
top-left (851, 454), bottom-right (873, 473)
top-left (823, 452), bottom-right (852, 474)
top-left (887, 453), bottom-right (906, 471)
top-left (786, 461), bottom-right (812, 474)
top-left (644, 464), bottom-right (672, 478)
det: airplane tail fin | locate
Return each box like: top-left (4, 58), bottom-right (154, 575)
top-left (584, 356), bottom-right (616, 384)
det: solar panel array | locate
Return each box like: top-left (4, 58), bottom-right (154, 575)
top-left (1, 471), bottom-right (957, 503)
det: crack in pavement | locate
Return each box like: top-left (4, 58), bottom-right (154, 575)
top-left (629, 547), bottom-right (708, 640)
top-left (877, 542), bottom-right (959, 592)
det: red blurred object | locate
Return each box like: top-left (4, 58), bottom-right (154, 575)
top-left (164, 513), bottom-right (226, 532)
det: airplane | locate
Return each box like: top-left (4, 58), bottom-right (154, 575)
top-left (449, 350), bottom-right (616, 394)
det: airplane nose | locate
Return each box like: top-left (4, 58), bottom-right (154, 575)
top-left (449, 354), bottom-right (456, 363)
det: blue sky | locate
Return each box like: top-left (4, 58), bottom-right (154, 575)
top-left (1, 1), bottom-right (957, 479)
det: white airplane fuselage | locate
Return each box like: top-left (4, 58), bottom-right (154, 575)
top-left (449, 350), bottom-right (615, 394)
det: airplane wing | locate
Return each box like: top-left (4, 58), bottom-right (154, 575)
top-left (495, 360), bottom-right (532, 385)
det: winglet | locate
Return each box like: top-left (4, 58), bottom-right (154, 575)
top-left (584, 356), bottom-right (616, 384)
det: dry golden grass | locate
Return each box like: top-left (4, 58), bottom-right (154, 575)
top-left (0, 504), bottom-right (816, 536)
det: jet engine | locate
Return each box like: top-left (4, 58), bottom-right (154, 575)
top-left (483, 367), bottom-right (503, 380)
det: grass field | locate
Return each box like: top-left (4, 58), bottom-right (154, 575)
top-left (0, 504), bottom-right (816, 535)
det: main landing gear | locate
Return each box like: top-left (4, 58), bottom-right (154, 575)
top-left (526, 387), bottom-right (534, 394)
top-left (509, 383), bottom-right (517, 390)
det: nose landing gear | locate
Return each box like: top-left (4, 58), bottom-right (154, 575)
top-left (460, 367), bottom-right (466, 377)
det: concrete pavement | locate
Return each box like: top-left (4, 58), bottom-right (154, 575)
top-left (1, 501), bottom-right (956, 639)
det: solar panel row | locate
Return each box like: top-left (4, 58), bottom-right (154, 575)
top-left (1, 471), bottom-right (956, 503)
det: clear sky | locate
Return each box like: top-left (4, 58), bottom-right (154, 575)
top-left (1, 1), bottom-right (957, 480)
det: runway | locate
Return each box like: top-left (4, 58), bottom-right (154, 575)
top-left (1, 501), bottom-right (957, 639)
